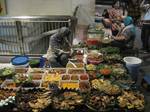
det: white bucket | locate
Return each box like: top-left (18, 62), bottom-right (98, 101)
top-left (123, 57), bottom-right (142, 81)
top-left (123, 57), bottom-right (142, 66)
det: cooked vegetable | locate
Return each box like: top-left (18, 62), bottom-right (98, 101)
top-left (86, 64), bottom-right (96, 71)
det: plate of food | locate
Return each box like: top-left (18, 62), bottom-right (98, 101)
top-left (87, 52), bottom-right (103, 64)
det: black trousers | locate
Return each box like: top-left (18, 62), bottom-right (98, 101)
top-left (141, 24), bottom-right (150, 51)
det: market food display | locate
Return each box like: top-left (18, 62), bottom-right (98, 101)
top-left (0, 23), bottom-right (145, 112)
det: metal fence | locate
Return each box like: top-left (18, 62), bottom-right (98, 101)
top-left (0, 16), bottom-right (76, 56)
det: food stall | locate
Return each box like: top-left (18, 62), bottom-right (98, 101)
top-left (0, 23), bottom-right (145, 112)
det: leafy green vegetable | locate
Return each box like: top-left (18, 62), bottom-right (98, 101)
top-left (99, 47), bottom-right (120, 54)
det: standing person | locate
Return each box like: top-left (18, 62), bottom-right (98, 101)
top-left (43, 27), bottom-right (72, 67)
top-left (141, 1), bottom-right (150, 53)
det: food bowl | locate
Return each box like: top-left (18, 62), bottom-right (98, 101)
top-left (87, 52), bottom-right (103, 64)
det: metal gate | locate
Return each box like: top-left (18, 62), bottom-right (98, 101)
top-left (0, 16), bottom-right (76, 56)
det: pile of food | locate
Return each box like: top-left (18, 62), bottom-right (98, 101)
top-left (117, 91), bottom-right (144, 110)
top-left (87, 92), bottom-right (115, 111)
top-left (92, 79), bottom-right (121, 95)
top-left (16, 89), bottom-right (52, 112)
top-left (52, 92), bottom-right (83, 110)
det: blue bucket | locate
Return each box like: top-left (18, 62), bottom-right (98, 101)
top-left (123, 57), bottom-right (142, 81)
top-left (11, 55), bottom-right (29, 68)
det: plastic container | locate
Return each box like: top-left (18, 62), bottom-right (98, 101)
top-left (80, 74), bottom-right (89, 81)
top-left (21, 80), bottom-right (41, 89)
top-left (123, 57), bottom-right (142, 81)
top-left (70, 74), bottom-right (79, 81)
top-left (30, 73), bottom-right (42, 80)
top-left (11, 56), bottom-right (29, 68)
top-left (62, 75), bottom-right (70, 80)
top-left (1, 79), bottom-right (22, 89)
top-left (68, 68), bottom-right (86, 74)
top-left (48, 68), bottom-right (66, 74)
top-left (79, 81), bottom-right (91, 92)
top-left (59, 81), bottom-right (79, 90)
